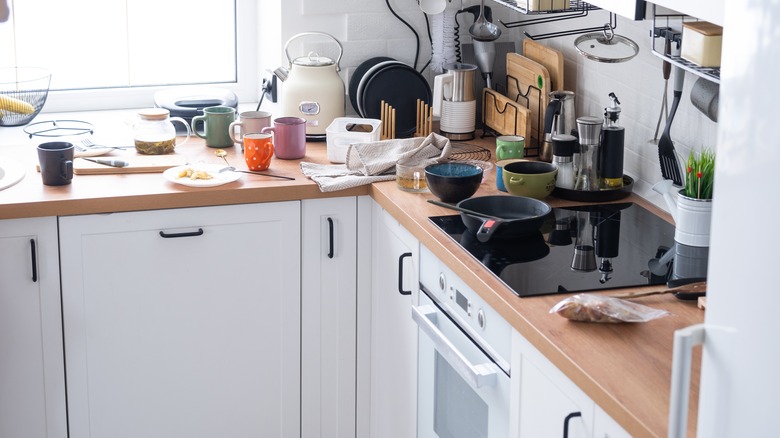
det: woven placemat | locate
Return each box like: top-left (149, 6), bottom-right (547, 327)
top-left (447, 142), bottom-right (492, 162)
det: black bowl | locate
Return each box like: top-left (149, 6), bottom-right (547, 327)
top-left (425, 162), bottom-right (483, 203)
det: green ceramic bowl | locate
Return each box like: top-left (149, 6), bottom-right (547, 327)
top-left (502, 160), bottom-right (558, 200)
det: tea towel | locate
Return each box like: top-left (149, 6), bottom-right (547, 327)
top-left (300, 133), bottom-right (452, 192)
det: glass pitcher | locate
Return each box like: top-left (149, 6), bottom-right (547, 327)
top-left (133, 108), bottom-right (191, 155)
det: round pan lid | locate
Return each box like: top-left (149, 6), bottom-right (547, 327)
top-left (349, 57), bottom-right (395, 116)
top-left (360, 62), bottom-right (431, 138)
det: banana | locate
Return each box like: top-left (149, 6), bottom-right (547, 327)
top-left (0, 95), bottom-right (35, 115)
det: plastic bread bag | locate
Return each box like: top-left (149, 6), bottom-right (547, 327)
top-left (549, 294), bottom-right (671, 323)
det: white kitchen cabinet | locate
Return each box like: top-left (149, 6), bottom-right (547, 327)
top-left (0, 217), bottom-right (67, 438)
top-left (362, 202), bottom-right (419, 438)
top-left (512, 330), bottom-right (595, 438)
top-left (650, 1), bottom-right (724, 27)
top-left (59, 202), bottom-right (301, 438)
top-left (584, 0), bottom-right (645, 20)
top-left (593, 405), bottom-right (631, 438)
top-left (301, 197), bottom-right (359, 438)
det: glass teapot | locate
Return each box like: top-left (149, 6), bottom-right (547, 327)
top-left (133, 108), bottom-right (191, 155)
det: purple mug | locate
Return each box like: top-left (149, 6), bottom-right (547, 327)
top-left (261, 117), bottom-right (306, 160)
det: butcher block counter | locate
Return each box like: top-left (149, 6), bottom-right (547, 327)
top-left (0, 133), bottom-right (701, 437)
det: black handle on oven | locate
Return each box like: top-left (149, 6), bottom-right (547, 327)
top-left (398, 252), bottom-right (413, 295)
top-left (563, 411), bottom-right (582, 438)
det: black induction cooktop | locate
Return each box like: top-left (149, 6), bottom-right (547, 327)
top-left (430, 202), bottom-right (705, 297)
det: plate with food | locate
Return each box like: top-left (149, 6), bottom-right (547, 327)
top-left (163, 163), bottom-right (241, 187)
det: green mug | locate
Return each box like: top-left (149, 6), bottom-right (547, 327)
top-left (192, 106), bottom-right (236, 148)
top-left (496, 135), bottom-right (525, 161)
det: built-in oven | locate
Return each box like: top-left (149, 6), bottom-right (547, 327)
top-left (416, 245), bottom-right (513, 438)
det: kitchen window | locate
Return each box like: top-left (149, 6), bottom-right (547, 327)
top-left (0, 0), bottom-right (259, 112)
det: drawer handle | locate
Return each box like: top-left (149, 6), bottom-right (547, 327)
top-left (412, 304), bottom-right (497, 390)
top-left (30, 238), bottom-right (38, 283)
top-left (159, 228), bottom-right (204, 239)
top-left (327, 217), bottom-right (334, 259)
top-left (398, 252), bottom-right (413, 295)
top-left (563, 411), bottom-right (582, 438)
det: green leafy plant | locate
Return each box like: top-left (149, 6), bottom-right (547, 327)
top-left (684, 149), bottom-right (715, 200)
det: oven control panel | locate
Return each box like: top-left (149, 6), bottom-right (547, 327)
top-left (419, 244), bottom-right (512, 373)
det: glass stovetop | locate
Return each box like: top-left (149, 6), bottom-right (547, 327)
top-left (429, 202), bottom-right (705, 297)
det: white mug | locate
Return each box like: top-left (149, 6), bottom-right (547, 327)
top-left (229, 111), bottom-right (272, 149)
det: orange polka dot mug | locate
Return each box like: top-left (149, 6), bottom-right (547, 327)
top-left (243, 133), bottom-right (275, 171)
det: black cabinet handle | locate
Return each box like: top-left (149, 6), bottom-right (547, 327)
top-left (563, 411), bottom-right (582, 438)
top-left (327, 217), bottom-right (334, 259)
top-left (159, 228), bottom-right (204, 239)
top-left (398, 252), bottom-right (413, 295)
top-left (30, 239), bottom-right (38, 283)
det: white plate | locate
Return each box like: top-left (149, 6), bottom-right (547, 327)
top-left (75, 146), bottom-right (113, 158)
top-left (163, 164), bottom-right (241, 187)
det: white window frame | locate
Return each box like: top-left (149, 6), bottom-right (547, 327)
top-left (38, 0), bottom-right (258, 113)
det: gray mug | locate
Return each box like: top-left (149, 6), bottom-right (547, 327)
top-left (37, 141), bottom-right (74, 186)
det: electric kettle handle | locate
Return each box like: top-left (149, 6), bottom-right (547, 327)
top-left (285, 32), bottom-right (344, 72)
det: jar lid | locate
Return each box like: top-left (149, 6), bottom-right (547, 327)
top-left (552, 134), bottom-right (577, 157)
top-left (138, 108), bottom-right (170, 121)
top-left (293, 52), bottom-right (335, 67)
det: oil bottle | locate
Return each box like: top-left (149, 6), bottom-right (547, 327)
top-left (599, 92), bottom-right (625, 189)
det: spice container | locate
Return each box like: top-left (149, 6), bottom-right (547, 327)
top-left (681, 21), bottom-right (723, 68)
top-left (133, 108), bottom-right (191, 155)
top-left (552, 134), bottom-right (576, 190)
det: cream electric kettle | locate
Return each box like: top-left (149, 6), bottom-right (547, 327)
top-left (277, 32), bottom-right (345, 140)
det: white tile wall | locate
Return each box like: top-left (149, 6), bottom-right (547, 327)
top-left (273, 1), bottom-right (720, 208)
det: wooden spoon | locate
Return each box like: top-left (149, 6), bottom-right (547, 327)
top-left (610, 281), bottom-right (706, 300)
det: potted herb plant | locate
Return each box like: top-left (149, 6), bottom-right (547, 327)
top-left (652, 148), bottom-right (716, 248)
top-left (683, 148), bottom-right (715, 200)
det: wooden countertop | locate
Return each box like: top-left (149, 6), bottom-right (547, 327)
top-left (0, 134), bottom-right (700, 437)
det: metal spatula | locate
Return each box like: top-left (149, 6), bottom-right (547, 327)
top-left (658, 63), bottom-right (685, 186)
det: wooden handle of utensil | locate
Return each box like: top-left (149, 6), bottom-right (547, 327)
top-left (610, 281), bottom-right (706, 299)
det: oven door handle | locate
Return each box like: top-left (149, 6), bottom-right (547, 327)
top-left (412, 304), bottom-right (497, 390)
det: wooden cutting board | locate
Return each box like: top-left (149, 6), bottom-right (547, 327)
top-left (506, 53), bottom-right (551, 146)
top-left (523, 39), bottom-right (565, 91)
top-left (73, 155), bottom-right (189, 175)
top-left (482, 88), bottom-right (531, 141)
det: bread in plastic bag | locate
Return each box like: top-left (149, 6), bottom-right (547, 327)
top-left (549, 293), bottom-right (671, 323)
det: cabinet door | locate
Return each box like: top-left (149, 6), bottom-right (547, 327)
top-left (593, 405), bottom-right (632, 438)
top-left (0, 217), bottom-right (66, 438)
top-left (513, 331), bottom-right (594, 438)
top-left (366, 203), bottom-right (419, 438)
top-left (301, 197), bottom-right (357, 438)
top-left (60, 202), bottom-right (301, 438)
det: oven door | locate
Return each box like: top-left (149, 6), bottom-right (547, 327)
top-left (414, 292), bottom-right (510, 438)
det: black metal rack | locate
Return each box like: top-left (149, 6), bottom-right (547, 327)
top-left (651, 5), bottom-right (720, 84)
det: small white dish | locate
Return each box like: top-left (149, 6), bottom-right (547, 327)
top-left (75, 146), bottom-right (113, 158)
top-left (163, 163), bottom-right (241, 188)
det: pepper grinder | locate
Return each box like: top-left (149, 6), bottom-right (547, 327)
top-left (552, 134), bottom-right (577, 190)
top-left (600, 92), bottom-right (625, 189)
top-left (574, 116), bottom-right (602, 191)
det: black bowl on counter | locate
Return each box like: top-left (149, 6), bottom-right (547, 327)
top-left (425, 162), bottom-right (483, 203)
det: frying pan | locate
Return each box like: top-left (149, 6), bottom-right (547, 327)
top-left (457, 195), bottom-right (553, 242)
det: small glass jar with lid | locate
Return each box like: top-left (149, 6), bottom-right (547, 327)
top-left (133, 108), bottom-right (191, 155)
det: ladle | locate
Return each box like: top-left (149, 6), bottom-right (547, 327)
top-left (469, 0), bottom-right (501, 41)
top-left (213, 149), bottom-right (296, 181)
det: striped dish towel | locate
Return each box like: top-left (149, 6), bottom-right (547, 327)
top-left (300, 133), bottom-right (452, 192)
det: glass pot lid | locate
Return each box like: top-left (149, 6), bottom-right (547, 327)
top-left (574, 26), bottom-right (639, 63)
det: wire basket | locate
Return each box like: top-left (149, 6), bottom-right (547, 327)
top-left (0, 67), bottom-right (51, 127)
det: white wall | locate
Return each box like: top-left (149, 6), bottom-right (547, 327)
top-left (265, 1), bottom-right (719, 207)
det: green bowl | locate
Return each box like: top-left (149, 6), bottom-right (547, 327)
top-left (502, 160), bottom-right (558, 200)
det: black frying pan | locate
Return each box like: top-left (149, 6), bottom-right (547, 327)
top-left (457, 195), bottom-right (553, 242)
